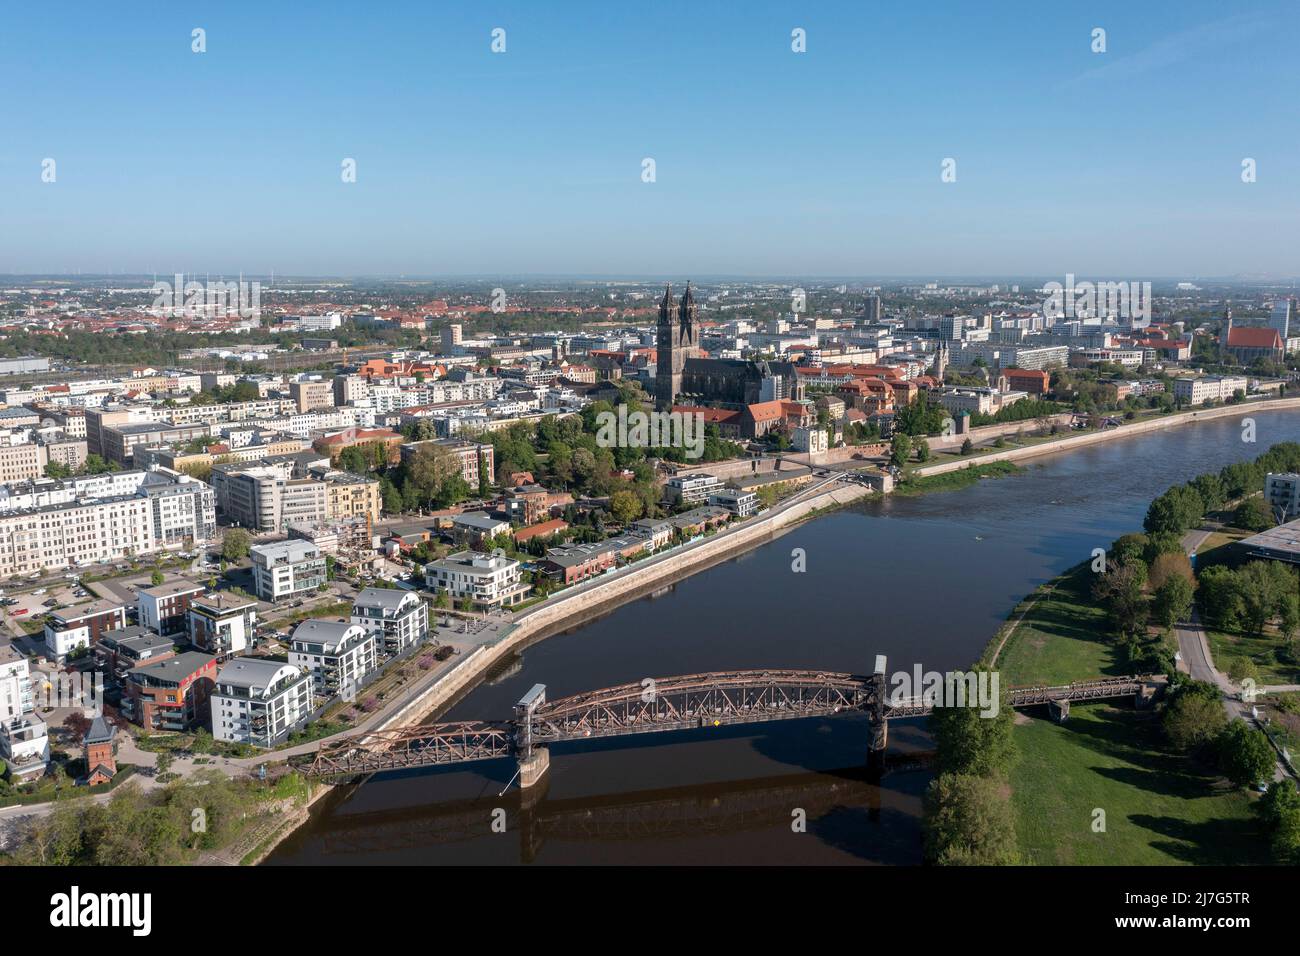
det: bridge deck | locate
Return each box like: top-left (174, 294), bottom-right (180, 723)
top-left (306, 670), bottom-right (1150, 778)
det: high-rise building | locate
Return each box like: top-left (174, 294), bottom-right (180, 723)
top-left (1270, 297), bottom-right (1294, 341)
top-left (655, 283), bottom-right (698, 410)
top-left (862, 294), bottom-right (882, 325)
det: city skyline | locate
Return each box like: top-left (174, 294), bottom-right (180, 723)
top-left (4, 0), bottom-right (1298, 277)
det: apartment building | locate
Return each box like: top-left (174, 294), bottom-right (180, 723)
top-left (424, 549), bottom-right (529, 608)
top-left (288, 620), bottom-right (377, 698)
top-left (351, 587), bottom-right (428, 656)
top-left (137, 579), bottom-right (207, 637)
top-left (250, 540), bottom-right (327, 602)
top-left (1172, 375), bottom-right (1249, 405)
top-left (664, 472), bottom-right (722, 506)
top-left (101, 421), bottom-right (212, 466)
top-left (43, 599), bottom-right (128, 662)
top-left (709, 488), bottom-right (759, 517)
top-left (1265, 473), bottom-right (1300, 520)
top-left (0, 469), bottom-right (215, 578)
top-left (121, 651), bottom-right (218, 732)
top-left (0, 644), bottom-right (33, 721)
top-left (290, 380), bottom-right (335, 413)
top-left (323, 472), bottom-right (381, 523)
top-left (211, 658), bottom-right (314, 747)
top-left (187, 591), bottom-right (258, 658)
top-left (94, 626), bottom-right (177, 684)
top-left (0, 715), bottom-right (50, 782)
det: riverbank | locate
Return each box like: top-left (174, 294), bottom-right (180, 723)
top-left (912, 396), bottom-right (1300, 479)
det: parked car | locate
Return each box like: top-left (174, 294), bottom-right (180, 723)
top-left (32, 589), bottom-right (46, 596)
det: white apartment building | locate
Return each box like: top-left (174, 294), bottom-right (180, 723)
top-left (289, 620), bottom-right (377, 698)
top-left (1265, 473), bottom-right (1300, 520)
top-left (251, 540), bottom-right (328, 602)
top-left (0, 715), bottom-right (50, 781)
top-left (0, 645), bottom-right (33, 721)
top-left (1173, 375), bottom-right (1249, 406)
top-left (709, 489), bottom-right (759, 518)
top-left (211, 657), bottom-right (315, 747)
top-left (424, 549), bottom-right (529, 609)
top-left (664, 472), bottom-right (722, 505)
top-left (351, 587), bottom-right (428, 657)
top-left (0, 469), bottom-right (215, 578)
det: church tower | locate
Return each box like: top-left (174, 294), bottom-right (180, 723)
top-left (656, 282), bottom-right (698, 410)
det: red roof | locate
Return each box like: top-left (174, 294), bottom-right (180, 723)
top-left (1226, 327), bottom-right (1282, 349)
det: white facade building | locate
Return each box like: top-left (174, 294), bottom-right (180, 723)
top-left (351, 587), bottom-right (428, 657)
top-left (211, 658), bottom-right (315, 747)
top-left (250, 540), bottom-right (327, 602)
top-left (424, 550), bottom-right (528, 609)
top-left (289, 620), bottom-right (377, 698)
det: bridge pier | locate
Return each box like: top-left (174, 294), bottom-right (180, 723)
top-left (1048, 698), bottom-right (1070, 723)
top-left (867, 719), bottom-right (888, 773)
top-left (518, 746), bottom-right (550, 790)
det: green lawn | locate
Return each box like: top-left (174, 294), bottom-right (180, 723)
top-left (997, 565), bottom-right (1124, 686)
top-left (1011, 703), bottom-right (1268, 865)
top-left (1207, 627), bottom-right (1300, 686)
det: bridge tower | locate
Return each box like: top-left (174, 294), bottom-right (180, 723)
top-left (514, 683), bottom-right (551, 789)
top-left (868, 655), bottom-right (888, 772)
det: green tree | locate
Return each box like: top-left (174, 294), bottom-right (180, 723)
top-left (222, 528), bottom-right (252, 562)
top-left (922, 773), bottom-right (1020, 865)
top-left (959, 438), bottom-right (973, 455)
top-left (928, 671), bottom-right (1014, 777)
top-left (1215, 720), bottom-right (1275, 788)
top-left (609, 489), bottom-right (643, 526)
top-left (889, 433), bottom-right (912, 468)
top-left (1152, 574), bottom-right (1193, 628)
top-left (1162, 684), bottom-right (1227, 751)
top-left (914, 438), bottom-right (931, 463)
top-left (1233, 496), bottom-right (1273, 533)
top-left (1092, 559), bottom-right (1148, 637)
top-left (150, 569), bottom-right (165, 587)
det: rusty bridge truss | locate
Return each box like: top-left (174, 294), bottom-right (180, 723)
top-left (305, 669), bottom-right (1149, 778)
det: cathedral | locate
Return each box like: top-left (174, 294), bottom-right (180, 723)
top-left (655, 282), bottom-right (698, 410)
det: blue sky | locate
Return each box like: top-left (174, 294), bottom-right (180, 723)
top-left (1, 0), bottom-right (1296, 278)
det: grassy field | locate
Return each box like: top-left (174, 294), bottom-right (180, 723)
top-left (996, 565), bottom-right (1124, 686)
top-left (1207, 626), bottom-right (1300, 685)
top-left (1011, 703), bottom-right (1268, 865)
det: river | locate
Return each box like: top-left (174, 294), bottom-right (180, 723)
top-left (266, 409), bottom-right (1298, 865)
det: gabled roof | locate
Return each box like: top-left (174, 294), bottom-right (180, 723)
top-left (1227, 326), bottom-right (1282, 349)
top-left (85, 715), bottom-right (115, 744)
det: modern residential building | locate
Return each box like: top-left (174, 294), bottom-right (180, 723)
top-left (424, 549), bottom-right (530, 608)
top-left (1265, 473), bottom-right (1300, 521)
top-left (450, 511), bottom-right (511, 546)
top-left (290, 379), bottom-right (335, 413)
top-left (664, 472), bottom-right (722, 506)
top-left (43, 599), bottom-right (128, 662)
top-left (250, 540), bottom-right (327, 602)
top-left (0, 715), bottom-right (50, 782)
top-left (0, 644), bottom-right (33, 721)
top-left (351, 587), bottom-right (428, 657)
top-left (628, 517), bottom-right (674, 551)
top-left (211, 658), bottom-right (315, 747)
top-left (288, 620), bottom-right (377, 698)
top-left (187, 592), bottom-right (258, 657)
top-left (709, 488), bottom-right (759, 517)
top-left (94, 626), bottom-right (177, 683)
top-left (137, 579), bottom-right (206, 637)
top-left (539, 537), bottom-right (647, 585)
top-left (120, 651), bottom-right (218, 732)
